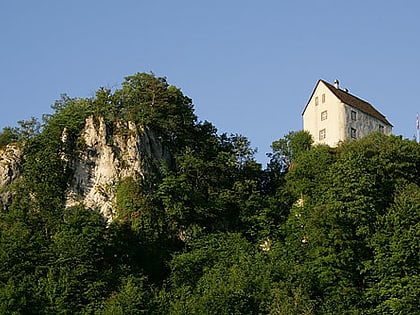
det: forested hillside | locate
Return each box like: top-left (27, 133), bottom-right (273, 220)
top-left (0, 73), bottom-right (419, 314)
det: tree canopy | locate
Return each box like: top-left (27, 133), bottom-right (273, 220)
top-left (0, 73), bottom-right (418, 314)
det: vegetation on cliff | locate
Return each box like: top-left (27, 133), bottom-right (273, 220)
top-left (0, 73), bottom-right (419, 314)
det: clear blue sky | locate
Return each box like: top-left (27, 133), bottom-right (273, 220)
top-left (1, 1), bottom-right (419, 164)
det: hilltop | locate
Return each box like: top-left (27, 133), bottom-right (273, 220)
top-left (0, 73), bottom-right (419, 314)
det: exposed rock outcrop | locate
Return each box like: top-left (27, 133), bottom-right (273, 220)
top-left (63, 116), bottom-right (170, 221)
top-left (0, 144), bottom-right (22, 210)
top-left (0, 116), bottom-right (170, 221)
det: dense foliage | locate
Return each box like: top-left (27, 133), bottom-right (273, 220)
top-left (0, 73), bottom-right (419, 314)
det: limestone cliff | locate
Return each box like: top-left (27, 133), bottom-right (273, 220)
top-left (63, 116), bottom-right (170, 221)
top-left (0, 144), bottom-right (21, 210)
top-left (0, 116), bottom-right (170, 221)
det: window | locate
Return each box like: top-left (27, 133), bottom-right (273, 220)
top-left (351, 110), bottom-right (357, 121)
top-left (322, 93), bottom-right (325, 103)
top-left (379, 125), bottom-right (384, 133)
top-left (315, 96), bottom-right (319, 106)
top-left (321, 110), bottom-right (328, 121)
top-left (319, 128), bottom-right (326, 140)
top-left (351, 128), bottom-right (357, 139)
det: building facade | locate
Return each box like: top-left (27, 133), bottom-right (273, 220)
top-left (302, 79), bottom-right (392, 147)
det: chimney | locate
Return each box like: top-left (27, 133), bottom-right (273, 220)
top-left (334, 79), bottom-right (339, 89)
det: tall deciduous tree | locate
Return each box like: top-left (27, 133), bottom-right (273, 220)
top-left (268, 130), bottom-right (313, 173)
top-left (366, 183), bottom-right (420, 314)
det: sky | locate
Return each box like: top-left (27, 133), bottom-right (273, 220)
top-left (1, 1), bottom-right (419, 165)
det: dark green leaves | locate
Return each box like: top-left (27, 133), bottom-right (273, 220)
top-left (1, 72), bottom-right (419, 314)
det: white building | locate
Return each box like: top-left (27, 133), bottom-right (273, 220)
top-left (302, 79), bottom-right (392, 147)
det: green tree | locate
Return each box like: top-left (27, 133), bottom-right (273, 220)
top-left (0, 126), bottom-right (19, 147)
top-left (278, 134), bottom-right (420, 313)
top-left (0, 193), bottom-right (50, 314)
top-left (113, 176), bottom-right (176, 283)
top-left (0, 116), bottom-right (42, 147)
top-left (365, 183), bottom-right (420, 314)
top-left (167, 233), bottom-right (272, 315)
top-left (3, 72), bottom-right (420, 314)
top-left (158, 131), bottom-right (264, 240)
top-left (17, 117), bottom-right (42, 140)
top-left (268, 130), bottom-right (313, 173)
top-left (40, 207), bottom-right (108, 314)
top-left (118, 73), bottom-right (197, 147)
top-left (96, 276), bottom-right (149, 315)
top-left (284, 144), bottom-right (335, 200)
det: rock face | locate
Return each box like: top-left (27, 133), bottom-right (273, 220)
top-left (64, 116), bottom-right (170, 221)
top-left (0, 144), bottom-right (22, 210)
top-left (0, 116), bottom-right (170, 221)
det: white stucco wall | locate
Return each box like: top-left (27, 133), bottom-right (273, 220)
top-left (303, 81), bottom-right (392, 147)
top-left (303, 81), bottom-right (345, 147)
